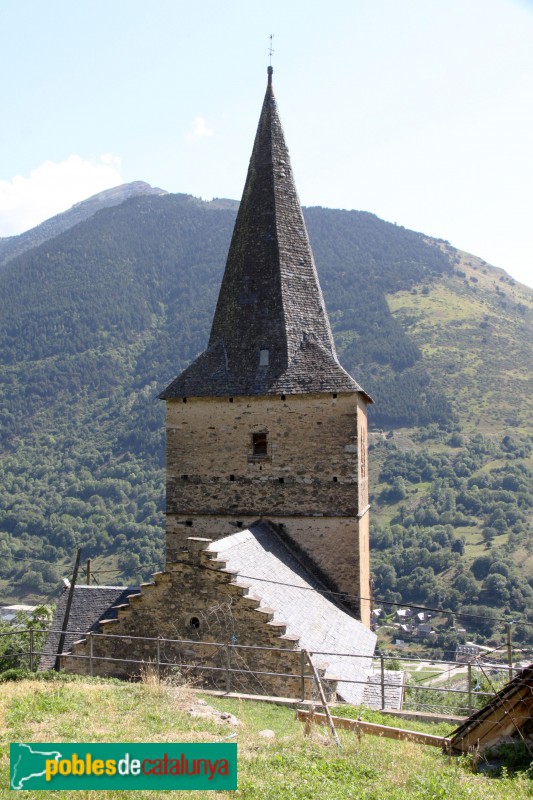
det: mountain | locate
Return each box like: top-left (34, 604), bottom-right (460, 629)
top-left (0, 188), bottom-right (531, 650)
top-left (0, 181), bottom-right (167, 268)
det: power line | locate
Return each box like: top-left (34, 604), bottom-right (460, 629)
top-left (230, 570), bottom-right (526, 628)
top-left (4, 554), bottom-right (531, 629)
top-left (8, 555), bottom-right (64, 565)
top-left (91, 565), bottom-right (161, 575)
top-left (69, 560), bottom-right (533, 629)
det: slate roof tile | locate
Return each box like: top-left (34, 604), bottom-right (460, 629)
top-left (207, 523), bottom-right (382, 706)
top-left (39, 586), bottom-right (140, 670)
top-left (160, 69), bottom-right (370, 401)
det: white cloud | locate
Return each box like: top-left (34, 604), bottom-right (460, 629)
top-left (0, 154), bottom-right (124, 236)
top-left (186, 116), bottom-right (214, 141)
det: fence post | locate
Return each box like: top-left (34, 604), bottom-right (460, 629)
top-left (89, 632), bottom-right (94, 678)
top-left (156, 637), bottom-right (161, 683)
top-left (380, 655), bottom-right (385, 710)
top-left (467, 662), bottom-right (472, 714)
top-left (300, 649), bottom-right (306, 701)
top-left (506, 623), bottom-right (513, 682)
top-left (29, 629), bottom-right (34, 671)
top-left (225, 645), bottom-right (232, 693)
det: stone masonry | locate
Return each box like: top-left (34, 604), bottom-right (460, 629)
top-left (165, 392), bottom-right (370, 624)
top-left (159, 68), bottom-right (372, 626)
top-left (61, 537), bottom-right (337, 700)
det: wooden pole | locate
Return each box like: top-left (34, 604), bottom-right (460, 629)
top-left (303, 650), bottom-right (342, 748)
top-left (296, 710), bottom-right (451, 749)
top-left (303, 704), bottom-right (315, 737)
top-left (86, 558), bottom-right (91, 586)
top-left (506, 623), bottom-right (513, 682)
top-left (54, 548), bottom-right (81, 671)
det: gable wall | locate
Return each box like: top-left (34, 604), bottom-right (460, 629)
top-left (60, 540), bottom-right (336, 700)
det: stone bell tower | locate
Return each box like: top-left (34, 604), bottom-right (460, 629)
top-left (159, 67), bottom-right (372, 625)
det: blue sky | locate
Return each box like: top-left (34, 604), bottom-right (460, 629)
top-left (1, 0), bottom-right (532, 288)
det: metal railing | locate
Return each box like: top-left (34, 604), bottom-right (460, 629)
top-left (0, 626), bottom-right (518, 716)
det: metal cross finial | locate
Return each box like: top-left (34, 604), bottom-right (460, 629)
top-left (268, 34), bottom-right (274, 66)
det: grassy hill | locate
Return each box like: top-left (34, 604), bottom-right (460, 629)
top-left (387, 246), bottom-right (532, 434)
top-left (0, 189), bottom-right (531, 648)
top-left (0, 676), bottom-right (530, 798)
top-left (368, 249), bottom-right (532, 650)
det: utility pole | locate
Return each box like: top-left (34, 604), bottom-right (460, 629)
top-left (54, 548), bottom-right (81, 671)
top-left (86, 558), bottom-right (91, 586)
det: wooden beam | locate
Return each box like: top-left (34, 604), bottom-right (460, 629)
top-left (296, 710), bottom-right (450, 749)
top-left (303, 650), bottom-right (342, 748)
top-left (451, 694), bottom-right (533, 751)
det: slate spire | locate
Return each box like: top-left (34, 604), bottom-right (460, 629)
top-left (160, 69), bottom-right (369, 399)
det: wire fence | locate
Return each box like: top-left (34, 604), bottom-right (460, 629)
top-left (1, 626), bottom-right (522, 717)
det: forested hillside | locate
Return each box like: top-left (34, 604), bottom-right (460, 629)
top-left (0, 190), bottom-right (531, 647)
top-left (0, 182), bottom-right (166, 269)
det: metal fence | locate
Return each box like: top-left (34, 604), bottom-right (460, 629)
top-left (0, 626), bottom-right (517, 716)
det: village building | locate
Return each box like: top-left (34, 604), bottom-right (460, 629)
top-left (42, 67), bottom-right (403, 707)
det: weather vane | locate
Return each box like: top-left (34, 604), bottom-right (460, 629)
top-left (268, 34), bottom-right (274, 66)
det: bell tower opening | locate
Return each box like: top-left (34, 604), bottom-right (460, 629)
top-left (252, 431), bottom-right (268, 457)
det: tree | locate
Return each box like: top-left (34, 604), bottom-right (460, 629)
top-left (470, 555), bottom-right (493, 581)
top-left (0, 605), bottom-right (54, 671)
top-left (453, 573), bottom-right (479, 600)
top-left (482, 574), bottom-right (510, 605)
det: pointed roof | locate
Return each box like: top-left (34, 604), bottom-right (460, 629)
top-left (160, 68), bottom-right (370, 400)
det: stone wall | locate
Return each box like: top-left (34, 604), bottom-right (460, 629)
top-left (166, 392), bottom-right (359, 513)
top-left (167, 515), bottom-right (363, 615)
top-left (60, 538), bottom-right (337, 701)
top-left (165, 391), bottom-right (370, 622)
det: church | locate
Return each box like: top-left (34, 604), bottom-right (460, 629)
top-left (44, 68), bottom-right (403, 708)
top-left (160, 64), bottom-right (372, 626)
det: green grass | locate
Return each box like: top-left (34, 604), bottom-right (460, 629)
top-left (406, 668), bottom-right (444, 684)
top-left (0, 678), bottom-right (531, 799)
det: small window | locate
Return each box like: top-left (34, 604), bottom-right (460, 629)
top-left (252, 432), bottom-right (268, 457)
top-left (259, 349), bottom-right (269, 366)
